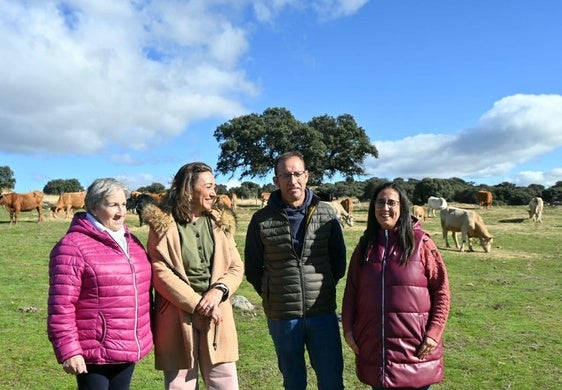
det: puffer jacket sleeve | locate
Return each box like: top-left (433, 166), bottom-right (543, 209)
top-left (47, 240), bottom-right (85, 363)
top-left (422, 236), bottom-right (450, 342)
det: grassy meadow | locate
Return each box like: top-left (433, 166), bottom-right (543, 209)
top-left (0, 198), bottom-right (561, 389)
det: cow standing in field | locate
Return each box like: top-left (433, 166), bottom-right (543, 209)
top-left (528, 197), bottom-right (544, 223)
top-left (53, 191), bottom-right (86, 219)
top-left (214, 194), bottom-right (233, 210)
top-left (412, 205), bottom-right (427, 221)
top-left (326, 200), bottom-right (354, 227)
top-left (126, 191), bottom-right (142, 213)
top-left (340, 197), bottom-right (354, 216)
top-left (440, 207), bottom-right (493, 252)
top-left (427, 196), bottom-right (448, 217)
top-left (477, 190), bottom-right (493, 209)
top-left (135, 193), bottom-right (158, 227)
top-left (260, 192), bottom-right (271, 208)
top-left (0, 191), bottom-right (44, 224)
top-left (230, 192), bottom-right (238, 213)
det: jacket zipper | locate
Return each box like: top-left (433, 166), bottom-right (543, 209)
top-left (381, 229), bottom-right (389, 385)
top-left (125, 235), bottom-right (142, 360)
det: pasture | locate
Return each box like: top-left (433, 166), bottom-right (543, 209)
top-left (0, 200), bottom-right (561, 389)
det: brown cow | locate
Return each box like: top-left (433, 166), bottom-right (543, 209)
top-left (214, 194), bottom-right (233, 210)
top-left (230, 193), bottom-right (238, 213)
top-left (412, 205), bottom-right (427, 221)
top-left (53, 191), bottom-right (86, 219)
top-left (476, 190), bottom-right (493, 209)
top-left (340, 197), bottom-right (354, 216)
top-left (260, 192), bottom-right (271, 208)
top-left (0, 191), bottom-right (44, 224)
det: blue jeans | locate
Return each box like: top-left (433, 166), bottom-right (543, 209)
top-left (267, 312), bottom-right (344, 390)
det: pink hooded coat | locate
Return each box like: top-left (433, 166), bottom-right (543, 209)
top-left (47, 212), bottom-right (153, 364)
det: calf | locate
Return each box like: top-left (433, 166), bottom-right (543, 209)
top-left (412, 205), bottom-right (427, 221)
top-left (528, 197), bottom-right (544, 223)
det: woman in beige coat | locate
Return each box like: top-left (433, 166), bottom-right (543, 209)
top-left (143, 162), bottom-right (243, 390)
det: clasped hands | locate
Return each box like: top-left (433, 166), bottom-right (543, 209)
top-left (195, 287), bottom-right (224, 324)
top-left (344, 331), bottom-right (437, 360)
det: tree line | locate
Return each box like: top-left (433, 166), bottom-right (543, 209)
top-left (1, 167), bottom-right (561, 206)
top-left (2, 106), bottom-right (561, 206)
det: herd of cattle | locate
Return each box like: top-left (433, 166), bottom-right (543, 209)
top-left (0, 189), bottom-right (546, 254)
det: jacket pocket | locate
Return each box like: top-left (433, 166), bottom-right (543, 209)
top-left (98, 312), bottom-right (107, 343)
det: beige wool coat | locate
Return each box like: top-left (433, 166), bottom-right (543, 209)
top-left (143, 203), bottom-right (243, 370)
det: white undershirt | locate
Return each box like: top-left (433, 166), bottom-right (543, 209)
top-left (86, 212), bottom-right (129, 255)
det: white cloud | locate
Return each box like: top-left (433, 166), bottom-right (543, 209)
top-left (0, 0), bottom-right (256, 155)
top-left (0, 0), bottom-right (367, 158)
top-left (365, 94), bottom-right (562, 186)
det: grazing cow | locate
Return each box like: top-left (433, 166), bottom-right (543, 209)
top-left (528, 197), bottom-right (544, 223)
top-left (260, 192), bottom-right (271, 208)
top-left (412, 205), bottom-right (427, 221)
top-left (53, 191), bottom-right (86, 219)
top-left (427, 196), bottom-right (448, 217)
top-left (476, 190), bottom-right (493, 209)
top-left (340, 197), bottom-right (354, 216)
top-left (326, 200), bottom-right (354, 227)
top-left (0, 191), bottom-right (44, 224)
top-left (440, 207), bottom-right (493, 253)
top-left (230, 193), bottom-right (238, 213)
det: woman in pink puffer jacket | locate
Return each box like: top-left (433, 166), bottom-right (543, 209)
top-left (47, 178), bottom-right (153, 390)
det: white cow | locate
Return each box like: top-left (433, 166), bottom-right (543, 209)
top-left (528, 197), bottom-right (544, 223)
top-left (440, 207), bottom-right (493, 253)
top-left (427, 196), bottom-right (448, 217)
top-left (326, 201), bottom-right (354, 227)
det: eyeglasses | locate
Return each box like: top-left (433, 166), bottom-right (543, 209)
top-left (276, 170), bottom-right (308, 181)
top-left (375, 199), bottom-right (400, 208)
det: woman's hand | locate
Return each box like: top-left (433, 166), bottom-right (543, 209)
top-left (415, 336), bottom-right (437, 360)
top-left (196, 288), bottom-right (223, 319)
top-left (62, 354), bottom-right (87, 375)
top-left (344, 331), bottom-right (360, 355)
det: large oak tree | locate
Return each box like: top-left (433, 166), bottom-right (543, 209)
top-left (213, 107), bottom-right (378, 184)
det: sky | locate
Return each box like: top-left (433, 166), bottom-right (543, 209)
top-left (2, 0), bottom-right (562, 193)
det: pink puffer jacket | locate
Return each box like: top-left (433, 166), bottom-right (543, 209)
top-left (47, 212), bottom-right (153, 364)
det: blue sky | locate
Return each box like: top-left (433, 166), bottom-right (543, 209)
top-left (1, 0), bottom-right (561, 193)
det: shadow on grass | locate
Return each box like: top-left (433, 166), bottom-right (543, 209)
top-left (497, 218), bottom-right (527, 223)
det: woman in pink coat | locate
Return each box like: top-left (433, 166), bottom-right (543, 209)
top-left (47, 178), bottom-right (153, 390)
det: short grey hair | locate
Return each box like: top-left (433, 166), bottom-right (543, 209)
top-left (84, 178), bottom-right (128, 213)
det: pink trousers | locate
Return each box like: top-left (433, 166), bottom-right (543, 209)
top-left (163, 315), bottom-right (239, 390)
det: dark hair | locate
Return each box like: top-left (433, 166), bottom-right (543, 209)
top-left (167, 162), bottom-right (213, 223)
top-left (274, 151), bottom-right (306, 176)
top-left (358, 182), bottom-right (414, 265)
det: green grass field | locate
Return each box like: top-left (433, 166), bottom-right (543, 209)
top-left (0, 201), bottom-right (560, 389)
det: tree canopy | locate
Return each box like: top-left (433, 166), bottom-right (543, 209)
top-left (43, 179), bottom-right (84, 195)
top-left (0, 166), bottom-right (16, 192)
top-left (213, 107), bottom-right (378, 184)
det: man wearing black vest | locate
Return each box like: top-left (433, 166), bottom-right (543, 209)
top-left (245, 151), bottom-right (346, 390)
